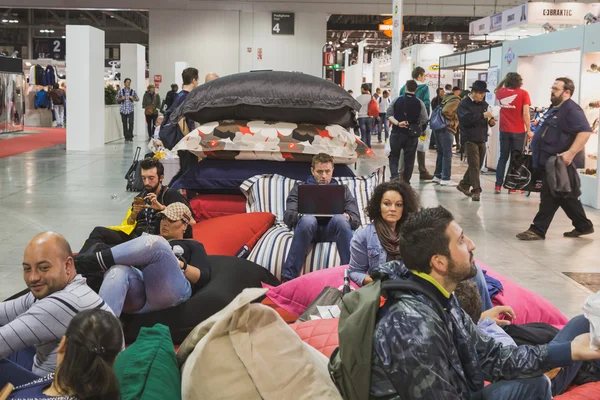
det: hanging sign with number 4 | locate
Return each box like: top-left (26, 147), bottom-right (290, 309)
top-left (272, 12), bottom-right (295, 35)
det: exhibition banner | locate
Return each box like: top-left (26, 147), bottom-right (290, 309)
top-left (469, 2), bottom-right (600, 38)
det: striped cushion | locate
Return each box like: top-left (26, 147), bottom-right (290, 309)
top-left (240, 168), bottom-right (383, 225)
top-left (246, 225), bottom-right (340, 280)
top-left (242, 168), bottom-right (384, 277)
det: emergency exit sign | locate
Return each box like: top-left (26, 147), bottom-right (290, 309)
top-left (272, 12), bottom-right (295, 35)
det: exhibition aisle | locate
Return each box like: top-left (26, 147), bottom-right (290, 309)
top-left (0, 127), bottom-right (66, 158)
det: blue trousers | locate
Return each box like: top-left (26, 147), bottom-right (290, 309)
top-left (473, 375), bottom-right (552, 400)
top-left (433, 128), bottom-right (454, 181)
top-left (98, 236), bottom-right (192, 317)
top-left (282, 215), bottom-right (353, 280)
top-left (358, 117), bottom-right (372, 148)
top-left (377, 113), bottom-right (389, 142)
top-left (0, 347), bottom-right (39, 388)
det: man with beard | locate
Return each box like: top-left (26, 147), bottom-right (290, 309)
top-left (369, 207), bottom-right (600, 399)
top-left (0, 232), bottom-right (111, 379)
top-left (79, 157), bottom-right (193, 254)
top-left (517, 77), bottom-right (594, 240)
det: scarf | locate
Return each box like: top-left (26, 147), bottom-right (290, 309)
top-left (374, 218), bottom-right (402, 262)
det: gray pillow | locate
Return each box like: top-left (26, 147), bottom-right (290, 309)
top-left (171, 71), bottom-right (361, 128)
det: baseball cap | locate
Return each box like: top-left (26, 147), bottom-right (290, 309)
top-left (157, 202), bottom-right (196, 225)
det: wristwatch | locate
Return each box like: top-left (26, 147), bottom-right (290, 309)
top-left (178, 257), bottom-right (188, 271)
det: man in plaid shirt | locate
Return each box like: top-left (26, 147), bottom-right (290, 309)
top-left (116, 77), bottom-right (139, 142)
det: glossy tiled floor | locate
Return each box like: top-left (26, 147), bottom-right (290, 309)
top-left (1, 133), bottom-right (598, 318)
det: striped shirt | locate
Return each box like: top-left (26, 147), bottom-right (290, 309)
top-left (0, 275), bottom-right (113, 376)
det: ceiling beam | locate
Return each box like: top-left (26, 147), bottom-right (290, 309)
top-left (84, 10), bottom-right (102, 26)
top-left (48, 10), bottom-right (65, 25)
top-left (102, 10), bottom-right (147, 34)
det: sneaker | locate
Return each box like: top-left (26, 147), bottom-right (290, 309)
top-left (516, 229), bottom-right (544, 240)
top-left (440, 180), bottom-right (458, 186)
top-left (456, 185), bottom-right (472, 197)
top-left (564, 228), bottom-right (595, 238)
top-left (508, 189), bottom-right (524, 194)
top-left (495, 185), bottom-right (501, 194)
top-left (471, 193), bottom-right (480, 201)
top-left (432, 177), bottom-right (441, 184)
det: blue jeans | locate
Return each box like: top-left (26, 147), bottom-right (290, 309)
top-left (473, 376), bottom-right (552, 400)
top-left (282, 215), bottom-right (353, 280)
top-left (377, 113), bottom-right (389, 142)
top-left (495, 132), bottom-right (526, 187)
top-left (99, 236), bottom-right (192, 317)
top-left (550, 315), bottom-right (600, 395)
top-left (433, 129), bottom-right (454, 181)
top-left (358, 117), bottom-right (372, 148)
top-left (474, 265), bottom-right (493, 312)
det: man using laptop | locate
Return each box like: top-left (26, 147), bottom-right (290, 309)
top-left (282, 153), bottom-right (360, 281)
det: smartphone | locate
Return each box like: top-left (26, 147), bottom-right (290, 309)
top-left (134, 197), bottom-right (145, 205)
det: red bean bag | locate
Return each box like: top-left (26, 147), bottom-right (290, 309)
top-left (192, 212), bottom-right (275, 257)
top-left (189, 194), bottom-right (247, 221)
top-left (555, 382), bottom-right (600, 399)
top-left (289, 318), bottom-right (339, 358)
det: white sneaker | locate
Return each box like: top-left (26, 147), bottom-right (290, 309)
top-left (432, 177), bottom-right (441, 184)
top-left (440, 180), bottom-right (458, 186)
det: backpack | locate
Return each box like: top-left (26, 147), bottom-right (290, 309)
top-left (125, 146), bottom-right (144, 192)
top-left (159, 118), bottom-right (186, 150)
top-left (34, 90), bottom-right (51, 109)
top-left (429, 104), bottom-right (450, 131)
top-left (328, 278), bottom-right (446, 400)
top-left (368, 97), bottom-right (380, 117)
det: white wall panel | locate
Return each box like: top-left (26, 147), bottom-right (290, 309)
top-left (149, 9), bottom-right (240, 98)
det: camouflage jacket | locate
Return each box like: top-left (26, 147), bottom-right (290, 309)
top-left (368, 262), bottom-right (572, 399)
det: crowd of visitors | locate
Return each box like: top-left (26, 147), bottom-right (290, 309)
top-left (1, 64), bottom-right (597, 399)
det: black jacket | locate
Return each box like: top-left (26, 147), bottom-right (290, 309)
top-left (546, 155), bottom-right (581, 199)
top-left (458, 96), bottom-right (490, 144)
top-left (283, 176), bottom-right (360, 230)
top-left (390, 93), bottom-right (427, 135)
top-left (133, 186), bottom-right (194, 238)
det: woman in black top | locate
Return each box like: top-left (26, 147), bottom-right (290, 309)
top-left (90, 202), bottom-right (209, 317)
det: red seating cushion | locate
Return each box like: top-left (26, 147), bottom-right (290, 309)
top-left (192, 212), bottom-right (275, 257)
top-left (289, 318), bottom-right (339, 358)
top-left (189, 194), bottom-right (247, 221)
top-left (555, 382), bottom-right (600, 399)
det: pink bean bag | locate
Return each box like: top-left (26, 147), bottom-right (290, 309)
top-left (478, 260), bottom-right (569, 327)
top-left (262, 265), bottom-right (358, 317)
top-left (289, 318), bottom-right (339, 358)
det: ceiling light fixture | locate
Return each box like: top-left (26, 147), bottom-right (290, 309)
top-left (62, 35), bottom-right (66, 39)
top-left (1, 19), bottom-right (7, 23)
top-left (328, 41), bottom-right (332, 45)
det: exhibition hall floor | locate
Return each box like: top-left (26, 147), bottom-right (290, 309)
top-left (0, 135), bottom-right (598, 318)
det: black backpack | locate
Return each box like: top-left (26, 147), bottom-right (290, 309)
top-left (125, 146), bottom-right (144, 192)
top-left (328, 278), bottom-right (447, 400)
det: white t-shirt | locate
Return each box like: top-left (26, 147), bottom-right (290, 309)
top-left (356, 94), bottom-right (372, 118)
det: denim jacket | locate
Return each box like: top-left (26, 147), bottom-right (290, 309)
top-left (348, 223), bottom-right (396, 286)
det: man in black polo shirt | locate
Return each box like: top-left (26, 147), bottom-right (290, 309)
top-left (387, 80), bottom-right (429, 183)
top-left (79, 158), bottom-right (193, 253)
top-left (517, 77), bottom-right (594, 240)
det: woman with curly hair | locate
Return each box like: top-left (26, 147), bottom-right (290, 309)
top-left (348, 181), bottom-right (493, 312)
top-left (348, 181), bottom-right (419, 286)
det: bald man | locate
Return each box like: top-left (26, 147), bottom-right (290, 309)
top-left (0, 232), bottom-right (112, 378)
top-left (204, 72), bottom-right (219, 82)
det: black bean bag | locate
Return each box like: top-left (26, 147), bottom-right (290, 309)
top-left (3, 287), bottom-right (30, 301)
top-left (171, 71), bottom-right (361, 128)
top-left (120, 255), bottom-right (280, 344)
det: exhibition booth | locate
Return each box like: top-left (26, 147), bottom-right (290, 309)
top-left (0, 55), bottom-right (25, 134)
top-left (500, 22), bottom-right (600, 208)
